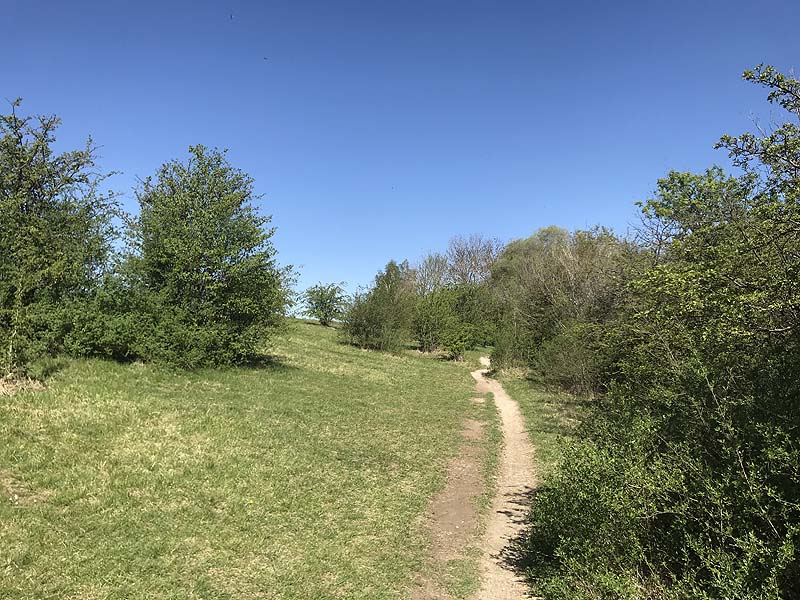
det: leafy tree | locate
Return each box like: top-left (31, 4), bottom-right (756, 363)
top-left (126, 145), bottom-right (289, 367)
top-left (489, 225), bottom-right (632, 394)
top-left (341, 260), bottom-right (415, 351)
top-left (303, 282), bottom-right (347, 326)
top-left (413, 288), bottom-right (455, 352)
top-left (414, 252), bottom-right (449, 295)
top-left (412, 285), bottom-right (490, 359)
top-left (0, 100), bottom-right (117, 376)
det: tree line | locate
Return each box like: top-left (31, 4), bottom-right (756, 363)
top-left (1, 102), bottom-right (291, 376)
top-left (309, 65), bottom-right (799, 598)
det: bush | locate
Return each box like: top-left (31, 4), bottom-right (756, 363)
top-left (303, 283), bottom-right (347, 326)
top-left (523, 66), bottom-right (800, 599)
top-left (0, 101), bottom-right (117, 377)
top-left (122, 145), bottom-right (290, 368)
top-left (439, 320), bottom-right (477, 360)
top-left (341, 261), bottom-right (415, 352)
top-left (413, 289), bottom-right (455, 353)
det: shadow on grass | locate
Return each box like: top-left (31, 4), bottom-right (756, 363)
top-left (26, 357), bottom-right (70, 382)
top-left (221, 353), bottom-right (300, 374)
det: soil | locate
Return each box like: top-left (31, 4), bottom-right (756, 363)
top-left (410, 356), bottom-right (537, 600)
top-left (410, 418), bottom-right (486, 599)
top-left (471, 357), bottom-right (537, 600)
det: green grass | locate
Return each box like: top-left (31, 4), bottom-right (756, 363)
top-left (461, 346), bottom-right (492, 371)
top-left (499, 377), bottom-right (585, 478)
top-left (440, 390), bottom-right (502, 600)
top-left (0, 321), bottom-right (483, 599)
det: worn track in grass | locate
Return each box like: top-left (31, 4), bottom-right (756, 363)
top-left (471, 357), bottom-right (536, 600)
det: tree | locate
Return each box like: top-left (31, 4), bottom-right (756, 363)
top-left (341, 260), bottom-right (416, 351)
top-left (303, 282), bottom-right (347, 326)
top-left (127, 145), bottom-right (289, 367)
top-left (414, 252), bottom-right (449, 294)
top-left (489, 225), bottom-right (632, 393)
top-left (445, 234), bottom-right (503, 286)
top-left (0, 100), bottom-right (117, 376)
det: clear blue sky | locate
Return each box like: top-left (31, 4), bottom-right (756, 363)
top-left (4, 0), bottom-right (799, 292)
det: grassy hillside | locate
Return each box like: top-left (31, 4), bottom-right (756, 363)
top-left (1, 321), bottom-right (482, 599)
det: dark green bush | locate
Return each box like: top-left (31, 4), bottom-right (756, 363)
top-left (119, 145), bottom-right (290, 368)
top-left (523, 66), bottom-right (800, 599)
top-left (0, 101), bottom-right (117, 377)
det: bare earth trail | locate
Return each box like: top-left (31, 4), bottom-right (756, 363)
top-left (471, 356), bottom-right (537, 600)
top-left (410, 356), bottom-right (537, 600)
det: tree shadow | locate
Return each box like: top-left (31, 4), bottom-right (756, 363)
top-left (237, 353), bottom-right (298, 372)
top-left (492, 485), bottom-right (540, 575)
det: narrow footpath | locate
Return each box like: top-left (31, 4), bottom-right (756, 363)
top-left (471, 357), bottom-right (537, 600)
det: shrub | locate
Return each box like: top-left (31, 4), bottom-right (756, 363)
top-left (523, 66), bottom-right (800, 599)
top-left (341, 261), bottom-right (415, 352)
top-left (123, 145), bottom-right (290, 367)
top-left (303, 283), bottom-right (347, 326)
top-left (0, 100), bottom-right (117, 377)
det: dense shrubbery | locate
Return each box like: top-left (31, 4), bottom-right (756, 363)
top-left (341, 260), bottom-right (416, 351)
top-left (524, 66), bottom-right (800, 599)
top-left (489, 225), bottom-right (635, 394)
top-left (0, 101), bottom-right (118, 376)
top-left (412, 286), bottom-right (487, 359)
top-left (1, 106), bottom-right (290, 374)
top-left (344, 237), bottom-right (499, 359)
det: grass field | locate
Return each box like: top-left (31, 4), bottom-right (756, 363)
top-left (1, 321), bottom-right (489, 599)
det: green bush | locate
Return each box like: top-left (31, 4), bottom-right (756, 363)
top-left (439, 320), bottom-right (477, 360)
top-left (121, 145), bottom-right (290, 368)
top-left (0, 101), bottom-right (117, 377)
top-left (341, 261), bottom-right (415, 352)
top-left (523, 66), bottom-right (800, 599)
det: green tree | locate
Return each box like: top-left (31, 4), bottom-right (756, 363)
top-left (413, 285), bottom-right (490, 359)
top-left (413, 288), bottom-right (454, 352)
top-left (0, 100), bottom-right (117, 376)
top-left (489, 225), bottom-right (632, 393)
top-left (303, 282), bottom-right (347, 326)
top-left (127, 145), bottom-right (289, 367)
top-left (341, 260), bottom-right (415, 351)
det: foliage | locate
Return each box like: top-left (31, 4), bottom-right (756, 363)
top-left (0, 100), bottom-right (117, 377)
top-left (413, 288), bottom-right (455, 352)
top-left (341, 260), bottom-right (416, 351)
top-left (412, 286), bottom-right (485, 359)
top-left (489, 225), bottom-right (634, 394)
top-left (302, 282), bottom-right (347, 326)
top-left (123, 145), bottom-right (289, 367)
top-left (525, 66), bottom-right (800, 599)
top-left (414, 252), bottom-right (449, 295)
top-left (445, 234), bottom-right (503, 286)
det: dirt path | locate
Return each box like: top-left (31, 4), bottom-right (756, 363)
top-left (471, 356), bottom-right (536, 600)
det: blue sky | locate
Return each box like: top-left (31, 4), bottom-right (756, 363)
top-left (4, 0), bottom-right (799, 292)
